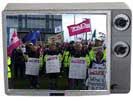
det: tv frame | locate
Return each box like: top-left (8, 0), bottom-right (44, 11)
top-left (2, 10), bottom-right (111, 96)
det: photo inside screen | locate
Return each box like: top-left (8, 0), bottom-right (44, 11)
top-left (6, 14), bottom-right (109, 91)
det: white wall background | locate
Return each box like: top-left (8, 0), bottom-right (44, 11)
top-left (0, 0), bottom-right (132, 100)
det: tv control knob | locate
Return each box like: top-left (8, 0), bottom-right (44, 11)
top-left (113, 14), bottom-right (130, 31)
top-left (113, 41), bottom-right (129, 57)
top-left (115, 17), bottom-right (128, 28)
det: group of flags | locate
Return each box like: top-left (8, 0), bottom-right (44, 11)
top-left (7, 26), bottom-right (104, 56)
top-left (7, 28), bottom-right (41, 56)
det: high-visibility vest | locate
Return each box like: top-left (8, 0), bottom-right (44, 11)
top-left (103, 49), bottom-right (106, 61)
top-left (89, 49), bottom-right (95, 61)
top-left (7, 57), bottom-right (11, 78)
top-left (63, 51), bottom-right (70, 68)
top-left (85, 54), bottom-right (91, 67)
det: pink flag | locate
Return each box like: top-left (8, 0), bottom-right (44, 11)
top-left (67, 19), bottom-right (91, 36)
top-left (7, 31), bottom-right (21, 56)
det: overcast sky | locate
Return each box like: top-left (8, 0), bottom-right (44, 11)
top-left (62, 14), bottom-right (107, 42)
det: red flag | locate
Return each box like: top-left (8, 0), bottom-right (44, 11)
top-left (67, 19), bottom-right (91, 36)
top-left (7, 31), bottom-right (21, 56)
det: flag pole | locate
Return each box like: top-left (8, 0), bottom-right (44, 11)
top-left (74, 14), bottom-right (76, 41)
top-left (90, 19), bottom-right (93, 42)
top-left (82, 18), bottom-right (88, 45)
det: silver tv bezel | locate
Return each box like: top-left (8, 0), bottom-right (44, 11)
top-left (2, 10), bottom-right (111, 96)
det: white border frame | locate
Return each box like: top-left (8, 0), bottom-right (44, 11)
top-left (2, 10), bottom-right (111, 96)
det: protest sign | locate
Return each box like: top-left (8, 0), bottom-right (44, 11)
top-left (55, 26), bottom-right (62, 33)
top-left (67, 19), bottom-right (91, 36)
top-left (46, 55), bottom-right (60, 73)
top-left (48, 33), bottom-right (63, 43)
top-left (69, 57), bottom-right (87, 79)
top-left (87, 68), bottom-right (107, 90)
top-left (25, 58), bottom-right (40, 76)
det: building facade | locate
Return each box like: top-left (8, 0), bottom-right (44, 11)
top-left (6, 15), bottom-right (62, 42)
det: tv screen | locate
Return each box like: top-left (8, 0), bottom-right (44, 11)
top-left (6, 14), bottom-right (109, 92)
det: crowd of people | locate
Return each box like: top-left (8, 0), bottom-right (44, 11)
top-left (7, 39), bottom-right (107, 90)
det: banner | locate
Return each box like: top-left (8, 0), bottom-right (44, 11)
top-left (48, 33), bottom-right (63, 43)
top-left (46, 55), bottom-right (60, 73)
top-left (7, 28), bottom-right (21, 56)
top-left (69, 57), bottom-right (87, 79)
top-left (67, 19), bottom-right (91, 36)
top-left (87, 68), bottom-right (107, 90)
top-left (25, 58), bottom-right (40, 76)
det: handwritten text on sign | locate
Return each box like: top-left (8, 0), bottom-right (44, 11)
top-left (69, 57), bottom-right (87, 79)
top-left (46, 55), bottom-right (60, 73)
top-left (25, 58), bottom-right (40, 76)
top-left (88, 68), bottom-right (107, 90)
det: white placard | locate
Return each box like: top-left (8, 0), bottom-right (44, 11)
top-left (25, 58), bottom-right (40, 76)
top-left (48, 33), bottom-right (63, 44)
top-left (46, 55), bottom-right (60, 73)
top-left (69, 57), bottom-right (87, 79)
top-left (55, 26), bottom-right (62, 33)
top-left (87, 68), bottom-right (107, 90)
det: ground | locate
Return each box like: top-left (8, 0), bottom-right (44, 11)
top-left (9, 74), bottom-right (69, 90)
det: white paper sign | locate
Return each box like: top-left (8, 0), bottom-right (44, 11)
top-left (25, 58), bottom-right (40, 76)
top-left (55, 26), bottom-right (62, 33)
top-left (69, 57), bottom-right (87, 79)
top-left (46, 55), bottom-right (60, 73)
top-left (87, 68), bottom-right (107, 90)
top-left (48, 33), bottom-right (63, 44)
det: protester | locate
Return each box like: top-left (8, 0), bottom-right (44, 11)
top-left (86, 50), bottom-right (106, 90)
top-left (68, 43), bottom-right (90, 90)
top-left (25, 44), bottom-right (40, 89)
top-left (9, 38), bottom-right (106, 90)
top-left (62, 43), bottom-right (71, 77)
top-left (42, 43), bottom-right (62, 89)
top-left (11, 47), bottom-right (26, 79)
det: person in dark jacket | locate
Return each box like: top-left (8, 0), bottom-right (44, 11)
top-left (11, 47), bottom-right (26, 79)
top-left (26, 44), bottom-right (40, 89)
